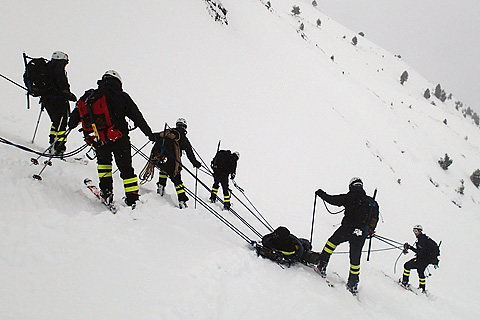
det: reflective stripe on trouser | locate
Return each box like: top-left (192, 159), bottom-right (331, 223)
top-left (224, 195), bottom-right (230, 203)
top-left (98, 164), bottom-right (113, 179)
top-left (402, 268), bottom-right (411, 283)
top-left (211, 187), bottom-right (219, 195)
top-left (124, 176), bottom-right (139, 194)
top-left (175, 183), bottom-right (185, 196)
top-left (350, 264), bottom-right (360, 275)
top-left (50, 126), bottom-right (67, 142)
top-left (322, 240), bottom-right (337, 255)
top-left (159, 171), bottom-right (168, 180)
top-left (419, 277), bottom-right (426, 289)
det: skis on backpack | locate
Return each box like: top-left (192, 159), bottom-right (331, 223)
top-left (84, 178), bottom-right (118, 214)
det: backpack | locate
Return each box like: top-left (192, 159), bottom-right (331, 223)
top-left (77, 89), bottom-right (123, 146)
top-left (354, 194), bottom-right (379, 232)
top-left (23, 57), bottom-right (52, 97)
top-left (212, 150), bottom-right (234, 173)
top-left (425, 236), bottom-right (440, 265)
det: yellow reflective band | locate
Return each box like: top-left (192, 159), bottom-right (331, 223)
top-left (175, 184), bottom-right (184, 190)
top-left (57, 136), bottom-right (67, 142)
top-left (324, 247), bottom-right (334, 254)
top-left (159, 173), bottom-right (168, 179)
top-left (50, 130), bottom-right (57, 135)
top-left (350, 265), bottom-right (360, 275)
top-left (176, 189), bottom-right (185, 194)
top-left (403, 268), bottom-right (411, 276)
top-left (98, 172), bottom-right (112, 178)
top-left (279, 250), bottom-right (296, 256)
top-left (123, 177), bottom-right (138, 185)
top-left (125, 185), bottom-right (139, 193)
top-left (419, 278), bottom-right (426, 284)
top-left (98, 164), bottom-right (113, 170)
top-left (212, 188), bottom-right (219, 193)
top-left (224, 196), bottom-right (230, 202)
top-left (326, 241), bottom-right (337, 250)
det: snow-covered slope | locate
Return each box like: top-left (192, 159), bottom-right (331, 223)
top-left (1, 1), bottom-right (479, 318)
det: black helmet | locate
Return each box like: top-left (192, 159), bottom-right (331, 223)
top-left (274, 226), bottom-right (290, 239)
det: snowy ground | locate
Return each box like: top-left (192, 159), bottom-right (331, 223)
top-left (1, 1), bottom-right (479, 319)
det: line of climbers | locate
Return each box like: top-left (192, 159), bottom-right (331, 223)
top-left (24, 51), bottom-right (240, 210)
top-left (23, 51), bottom-right (440, 296)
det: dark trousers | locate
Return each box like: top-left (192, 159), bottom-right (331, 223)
top-left (403, 258), bottom-right (428, 289)
top-left (211, 171), bottom-right (230, 203)
top-left (158, 159), bottom-right (188, 202)
top-left (42, 98), bottom-right (69, 152)
top-left (96, 136), bottom-right (138, 201)
top-left (318, 224), bottom-right (367, 284)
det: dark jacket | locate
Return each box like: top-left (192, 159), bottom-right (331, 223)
top-left (69, 77), bottom-right (153, 139)
top-left (262, 232), bottom-right (304, 261)
top-left (41, 59), bottom-right (72, 100)
top-left (174, 127), bottom-right (201, 168)
top-left (317, 185), bottom-right (367, 229)
top-left (411, 233), bottom-right (429, 262)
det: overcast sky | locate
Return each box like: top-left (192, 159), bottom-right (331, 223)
top-left (319, 0), bottom-right (479, 112)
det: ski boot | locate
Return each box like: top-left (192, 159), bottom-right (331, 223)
top-left (346, 281), bottom-right (359, 296)
top-left (100, 190), bottom-right (113, 205)
top-left (179, 200), bottom-right (188, 209)
top-left (314, 261), bottom-right (327, 278)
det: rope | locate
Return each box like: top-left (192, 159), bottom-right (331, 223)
top-left (322, 198), bottom-right (345, 214)
top-left (0, 135), bottom-right (87, 159)
top-left (191, 145), bottom-right (273, 232)
top-left (131, 143), bottom-right (265, 242)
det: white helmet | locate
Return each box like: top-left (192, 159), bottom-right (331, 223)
top-left (233, 151), bottom-right (240, 159)
top-left (413, 225), bottom-right (423, 232)
top-left (176, 117), bottom-right (187, 129)
top-left (103, 70), bottom-right (122, 84)
top-left (51, 51), bottom-right (69, 62)
top-left (349, 177), bottom-right (363, 188)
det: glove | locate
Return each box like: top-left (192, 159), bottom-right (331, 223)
top-left (230, 173), bottom-right (236, 179)
top-left (353, 228), bottom-right (363, 237)
top-left (193, 160), bottom-right (202, 169)
top-left (66, 91), bottom-right (77, 101)
top-left (403, 242), bottom-right (410, 254)
top-left (315, 189), bottom-right (327, 198)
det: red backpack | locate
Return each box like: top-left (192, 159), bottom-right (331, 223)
top-left (77, 89), bottom-right (122, 146)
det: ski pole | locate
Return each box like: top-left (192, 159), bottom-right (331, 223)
top-left (367, 235), bottom-right (373, 261)
top-left (111, 140), bottom-right (151, 177)
top-left (31, 106), bottom-right (44, 143)
top-left (195, 168), bottom-right (198, 209)
top-left (310, 194), bottom-right (317, 245)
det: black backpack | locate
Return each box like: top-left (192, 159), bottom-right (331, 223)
top-left (23, 56), bottom-right (52, 97)
top-left (354, 194), bottom-right (379, 232)
top-left (425, 236), bottom-right (440, 265)
top-left (212, 150), bottom-right (234, 173)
